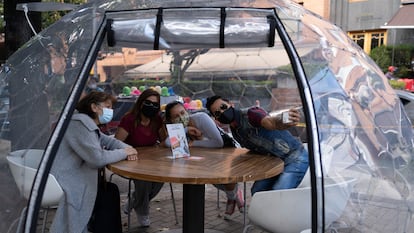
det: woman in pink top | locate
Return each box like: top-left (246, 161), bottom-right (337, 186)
top-left (115, 89), bottom-right (166, 227)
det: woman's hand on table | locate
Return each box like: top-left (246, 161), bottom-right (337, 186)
top-left (187, 126), bottom-right (203, 140)
top-left (125, 147), bottom-right (138, 161)
top-left (188, 139), bottom-right (194, 147)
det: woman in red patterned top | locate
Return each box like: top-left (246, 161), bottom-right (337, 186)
top-left (115, 89), bottom-right (166, 227)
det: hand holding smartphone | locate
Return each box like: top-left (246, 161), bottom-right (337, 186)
top-left (282, 106), bottom-right (302, 124)
top-left (282, 111), bottom-right (292, 123)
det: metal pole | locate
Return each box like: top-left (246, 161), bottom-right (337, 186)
top-left (392, 29), bottom-right (396, 66)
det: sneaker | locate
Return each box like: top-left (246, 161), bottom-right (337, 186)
top-left (235, 187), bottom-right (245, 213)
top-left (137, 214), bottom-right (150, 227)
top-left (223, 199), bottom-right (236, 220)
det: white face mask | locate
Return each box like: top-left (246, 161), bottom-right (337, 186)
top-left (98, 107), bottom-right (113, 124)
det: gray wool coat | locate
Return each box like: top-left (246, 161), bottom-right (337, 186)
top-left (50, 113), bottom-right (129, 233)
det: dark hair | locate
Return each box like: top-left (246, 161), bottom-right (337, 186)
top-left (76, 91), bottom-right (116, 119)
top-left (128, 88), bottom-right (161, 128)
top-left (165, 101), bottom-right (184, 123)
top-left (205, 95), bottom-right (223, 114)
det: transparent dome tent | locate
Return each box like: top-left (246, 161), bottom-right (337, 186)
top-left (1, 0), bottom-right (413, 232)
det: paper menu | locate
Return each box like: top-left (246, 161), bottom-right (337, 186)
top-left (166, 123), bottom-right (190, 159)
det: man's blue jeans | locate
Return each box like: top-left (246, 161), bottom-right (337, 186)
top-left (251, 146), bottom-right (308, 195)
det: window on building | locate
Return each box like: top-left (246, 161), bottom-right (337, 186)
top-left (349, 30), bottom-right (387, 54)
top-left (351, 33), bottom-right (365, 49)
top-left (370, 32), bottom-right (385, 50)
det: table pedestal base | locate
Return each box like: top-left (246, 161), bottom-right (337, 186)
top-left (183, 184), bottom-right (204, 232)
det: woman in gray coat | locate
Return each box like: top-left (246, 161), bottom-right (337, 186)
top-left (50, 91), bottom-right (138, 233)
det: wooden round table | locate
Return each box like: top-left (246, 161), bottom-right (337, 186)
top-left (107, 146), bottom-right (284, 233)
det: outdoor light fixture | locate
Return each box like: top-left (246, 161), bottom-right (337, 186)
top-left (16, 2), bottom-right (77, 12)
top-left (16, 2), bottom-right (78, 36)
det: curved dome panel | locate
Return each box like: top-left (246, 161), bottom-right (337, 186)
top-left (0, 0), bottom-right (412, 232)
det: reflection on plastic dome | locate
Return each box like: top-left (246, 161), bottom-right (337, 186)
top-left (0, 0), bottom-right (413, 232)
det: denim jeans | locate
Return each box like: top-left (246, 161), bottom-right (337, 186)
top-left (251, 146), bottom-right (309, 195)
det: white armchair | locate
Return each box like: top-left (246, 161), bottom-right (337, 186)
top-left (7, 149), bottom-right (63, 233)
top-left (243, 176), bottom-right (356, 233)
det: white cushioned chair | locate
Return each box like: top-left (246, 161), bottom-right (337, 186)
top-left (7, 149), bottom-right (63, 233)
top-left (242, 175), bottom-right (356, 233)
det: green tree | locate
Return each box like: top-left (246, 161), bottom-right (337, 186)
top-left (369, 46), bottom-right (391, 72)
top-left (0, 2), bottom-right (4, 33)
top-left (370, 44), bottom-right (414, 78)
top-left (42, 0), bottom-right (86, 28)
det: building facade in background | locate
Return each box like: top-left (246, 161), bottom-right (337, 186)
top-left (293, 0), bottom-right (414, 54)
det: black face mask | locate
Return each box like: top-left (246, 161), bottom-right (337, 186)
top-left (218, 107), bottom-right (235, 124)
top-left (142, 105), bottom-right (159, 118)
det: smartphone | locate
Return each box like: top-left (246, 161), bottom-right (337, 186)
top-left (282, 111), bottom-right (291, 123)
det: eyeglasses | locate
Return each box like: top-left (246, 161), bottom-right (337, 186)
top-left (143, 99), bottom-right (160, 108)
top-left (213, 104), bottom-right (228, 118)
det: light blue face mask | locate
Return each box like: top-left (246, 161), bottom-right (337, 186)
top-left (99, 107), bottom-right (113, 124)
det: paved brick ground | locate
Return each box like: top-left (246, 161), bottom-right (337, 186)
top-left (109, 171), bottom-right (267, 233)
top-left (33, 170), bottom-right (414, 233)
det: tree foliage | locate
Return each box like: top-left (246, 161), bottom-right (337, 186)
top-left (369, 46), bottom-right (391, 72)
top-left (42, 0), bottom-right (87, 29)
top-left (370, 44), bottom-right (414, 78)
top-left (0, 2), bottom-right (3, 33)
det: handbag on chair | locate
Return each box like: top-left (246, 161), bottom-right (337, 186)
top-left (88, 168), bottom-right (123, 233)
